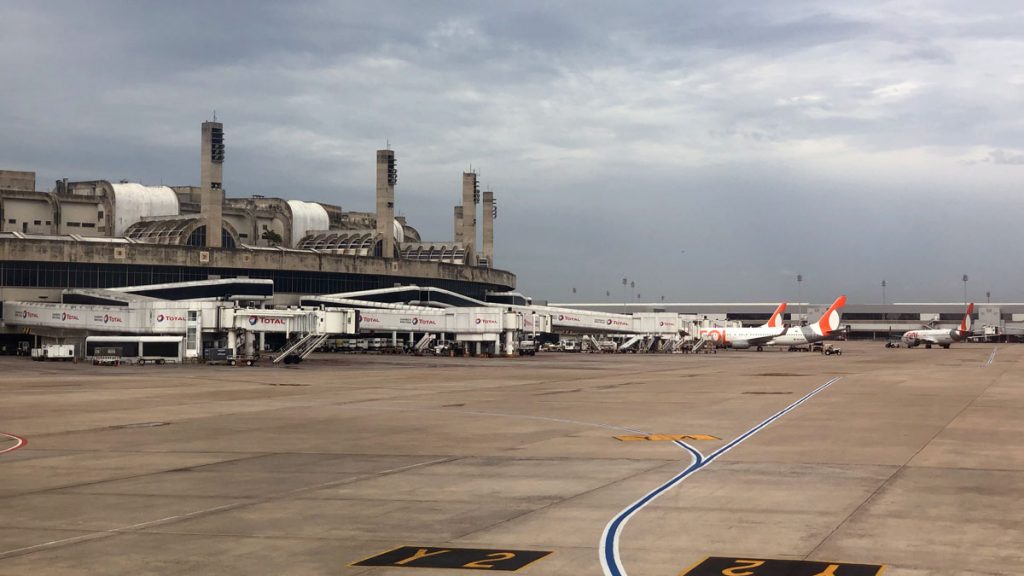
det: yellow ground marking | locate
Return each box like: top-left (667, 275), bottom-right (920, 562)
top-left (677, 556), bottom-right (710, 576)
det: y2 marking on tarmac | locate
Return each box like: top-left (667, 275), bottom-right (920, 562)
top-left (351, 546), bottom-right (552, 571)
top-left (600, 376), bottom-right (844, 576)
top-left (679, 556), bottom-right (885, 576)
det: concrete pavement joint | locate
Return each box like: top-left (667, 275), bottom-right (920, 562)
top-left (338, 404), bottom-right (651, 435)
top-left (0, 455), bottom-right (456, 560)
top-left (803, 364), bottom-right (1007, 561)
top-left (446, 457), bottom-right (677, 543)
top-left (0, 453), bottom-right (269, 501)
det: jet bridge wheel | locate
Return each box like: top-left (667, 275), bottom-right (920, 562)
top-left (925, 343), bottom-right (932, 349)
top-left (756, 346), bottom-right (763, 352)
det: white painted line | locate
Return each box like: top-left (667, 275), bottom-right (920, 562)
top-left (984, 347), bottom-right (997, 367)
top-left (0, 432), bottom-right (26, 455)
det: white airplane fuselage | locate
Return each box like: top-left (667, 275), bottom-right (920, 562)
top-left (902, 329), bottom-right (963, 348)
top-left (698, 326), bottom-right (784, 349)
top-left (768, 326), bottom-right (823, 347)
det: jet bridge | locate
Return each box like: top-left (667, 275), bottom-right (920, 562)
top-left (219, 307), bottom-right (358, 363)
top-left (302, 294), bottom-right (525, 355)
top-left (302, 286), bottom-right (690, 349)
top-left (2, 286), bottom-right (359, 363)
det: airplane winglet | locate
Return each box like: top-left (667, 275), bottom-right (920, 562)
top-left (816, 295), bottom-right (847, 336)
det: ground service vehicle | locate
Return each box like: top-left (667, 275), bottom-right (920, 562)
top-left (31, 344), bottom-right (75, 361)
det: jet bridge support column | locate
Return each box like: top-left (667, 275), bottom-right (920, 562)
top-left (227, 330), bottom-right (237, 357)
top-left (504, 330), bottom-right (514, 357)
top-left (243, 332), bottom-right (255, 357)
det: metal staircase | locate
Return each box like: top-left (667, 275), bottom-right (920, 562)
top-left (618, 335), bottom-right (642, 352)
top-left (273, 333), bottom-right (330, 364)
top-left (414, 333), bottom-right (436, 353)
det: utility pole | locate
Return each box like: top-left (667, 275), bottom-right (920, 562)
top-left (797, 273), bottom-right (803, 324)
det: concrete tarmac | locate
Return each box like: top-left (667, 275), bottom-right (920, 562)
top-left (0, 342), bottom-right (1021, 575)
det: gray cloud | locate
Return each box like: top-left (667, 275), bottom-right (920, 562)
top-left (986, 149), bottom-right (1024, 165)
top-left (2, 1), bottom-right (1023, 303)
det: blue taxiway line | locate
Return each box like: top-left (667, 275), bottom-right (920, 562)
top-left (599, 376), bottom-right (842, 576)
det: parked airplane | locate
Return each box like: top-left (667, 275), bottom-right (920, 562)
top-left (698, 303), bottom-right (787, 350)
top-left (767, 295), bottom-right (847, 350)
top-left (902, 303), bottom-right (974, 349)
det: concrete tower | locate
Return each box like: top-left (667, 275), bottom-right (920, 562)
top-left (461, 171), bottom-right (478, 262)
top-left (453, 205), bottom-right (464, 243)
top-left (376, 149), bottom-right (397, 258)
top-left (201, 121), bottom-right (225, 248)
top-left (481, 190), bottom-right (495, 268)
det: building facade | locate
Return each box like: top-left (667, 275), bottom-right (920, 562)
top-left (0, 119), bottom-right (514, 347)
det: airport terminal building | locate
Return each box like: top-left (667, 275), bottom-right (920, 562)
top-left (0, 120), bottom-right (514, 351)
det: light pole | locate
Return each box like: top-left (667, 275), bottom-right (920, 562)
top-left (797, 273), bottom-right (803, 324)
top-left (962, 274), bottom-right (968, 306)
top-left (881, 280), bottom-right (886, 305)
top-left (986, 290), bottom-right (991, 304)
top-left (622, 278), bottom-right (628, 314)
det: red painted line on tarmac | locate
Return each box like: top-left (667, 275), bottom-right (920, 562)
top-left (0, 432), bottom-right (26, 455)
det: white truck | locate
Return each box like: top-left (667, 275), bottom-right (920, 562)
top-left (31, 344), bottom-right (75, 361)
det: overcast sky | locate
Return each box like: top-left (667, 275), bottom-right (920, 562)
top-left (3, 1), bottom-right (1023, 303)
